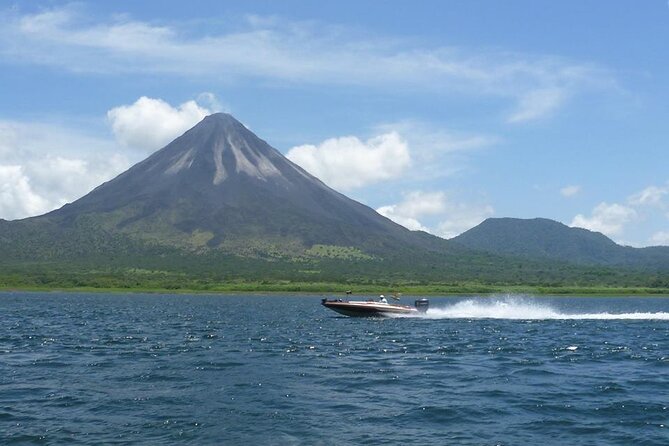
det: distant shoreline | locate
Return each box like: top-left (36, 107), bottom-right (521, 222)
top-left (2, 284), bottom-right (668, 297)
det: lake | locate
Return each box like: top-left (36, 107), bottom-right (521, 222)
top-left (1, 292), bottom-right (668, 445)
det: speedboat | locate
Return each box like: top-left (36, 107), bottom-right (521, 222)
top-left (321, 296), bottom-right (429, 317)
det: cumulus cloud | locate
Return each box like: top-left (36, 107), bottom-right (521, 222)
top-left (376, 191), bottom-right (493, 237)
top-left (0, 120), bottom-right (131, 220)
top-left (286, 132), bottom-right (410, 190)
top-left (0, 165), bottom-right (51, 219)
top-left (25, 154), bottom-right (128, 207)
top-left (0, 7), bottom-right (615, 123)
top-left (570, 202), bottom-right (637, 237)
top-left (560, 185), bottom-right (581, 197)
top-left (377, 191), bottom-right (446, 231)
top-left (376, 212), bottom-right (427, 232)
top-left (287, 121), bottom-right (496, 191)
top-left (107, 96), bottom-right (213, 151)
top-left (571, 182), bottom-right (669, 245)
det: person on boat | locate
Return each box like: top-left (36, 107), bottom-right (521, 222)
top-left (379, 294), bottom-right (388, 304)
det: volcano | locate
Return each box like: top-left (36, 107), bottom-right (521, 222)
top-left (35, 113), bottom-right (441, 256)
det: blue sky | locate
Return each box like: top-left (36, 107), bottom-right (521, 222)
top-left (1, 1), bottom-right (668, 246)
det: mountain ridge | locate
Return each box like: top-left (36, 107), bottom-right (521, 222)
top-left (452, 217), bottom-right (669, 269)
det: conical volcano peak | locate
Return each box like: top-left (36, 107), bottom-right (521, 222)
top-left (199, 112), bottom-right (244, 128)
top-left (147, 111), bottom-right (294, 185)
top-left (187, 112), bottom-right (252, 141)
top-left (204, 112), bottom-right (236, 122)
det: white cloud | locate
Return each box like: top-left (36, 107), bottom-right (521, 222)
top-left (376, 190), bottom-right (493, 237)
top-left (0, 120), bottom-right (131, 220)
top-left (0, 165), bottom-right (51, 219)
top-left (376, 208), bottom-right (428, 232)
top-left (560, 185), bottom-right (581, 197)
top-left (107, 96), bottom-right (212, 151)
top-left (649, 231), bottom-right (669, 246)
top-left (388, 191), bottom-right (447, 217)
top-left (628, 184), bottom-right (668, 207)
top-left (0, 7), bottom-right (614, 123)
top-left (572, 182), bottom-right (669, 246)
top-left (288, 121), bottom-right (496, 191)
top-left (570, 202), bottom-right (637, 238)
top-left (25, 154), bottom-right (128, 208)
top-left (286, 132), bottom-right (410, 190)
top-left (377, 191), bottom-right (446, 231)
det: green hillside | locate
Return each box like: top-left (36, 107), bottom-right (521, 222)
top-left (453, 218), bottom-right (669, 270)
top-left (2, 216), bottom-right (668, 292)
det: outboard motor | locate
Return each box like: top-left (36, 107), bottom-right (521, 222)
top-left (414, 299), bottom-right (429, 313)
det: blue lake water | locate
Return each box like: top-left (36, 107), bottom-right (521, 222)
top-left (1, 292), bottom-right (668, 445)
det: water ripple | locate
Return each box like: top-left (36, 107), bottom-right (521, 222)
top-left (1, 293), bottom-right (668, 445)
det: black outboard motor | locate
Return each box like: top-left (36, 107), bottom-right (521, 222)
top-left (414, 299), bottom-right (429, 313)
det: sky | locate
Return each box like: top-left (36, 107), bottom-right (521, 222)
top-left (0, 0), bottom-right (668, 246)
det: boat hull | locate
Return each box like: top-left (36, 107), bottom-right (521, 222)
top-left (321, 299), bottom-right (418, 317)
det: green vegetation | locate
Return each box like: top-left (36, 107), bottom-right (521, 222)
top-left (1, 250), bottom-right (668, 295)
top-left (305, 244), bottom-right (374, 260)
top-left (2, 214), bottom-right (668, 296)
top-left (2, 276), bottom-right (668, 296)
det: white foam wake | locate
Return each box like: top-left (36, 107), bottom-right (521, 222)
top-left (419, 296), bottom-right (669, 320)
